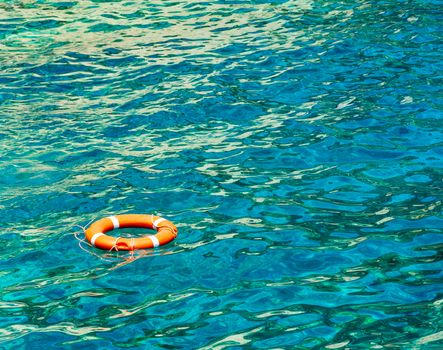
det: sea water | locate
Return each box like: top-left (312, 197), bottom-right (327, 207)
top-left (0, 0), bottom-right (442, 348)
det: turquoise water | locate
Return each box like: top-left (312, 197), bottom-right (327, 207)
top-left (1, 0), bottom-right (442, 348)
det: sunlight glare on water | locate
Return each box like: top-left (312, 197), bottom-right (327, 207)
top-left (0, 0), bottom-right (442, 348)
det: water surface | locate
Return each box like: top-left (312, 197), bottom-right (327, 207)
top-left (1, 0), bottom-right (442, 348)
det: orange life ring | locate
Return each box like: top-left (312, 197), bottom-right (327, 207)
top-left (84, 214), bottom-right (178, 251)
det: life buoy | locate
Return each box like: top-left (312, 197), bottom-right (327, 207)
top-left (84, 214), bottom-right (177, 251)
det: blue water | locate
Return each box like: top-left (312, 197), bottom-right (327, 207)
top-left (1, 0), bottom-right (442, 348)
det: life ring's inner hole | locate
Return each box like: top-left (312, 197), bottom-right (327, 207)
top-left (112, 227), bottom-right (155, 238)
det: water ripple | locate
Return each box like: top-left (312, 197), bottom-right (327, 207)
top-left (1, 0), bottom-right (442, 348)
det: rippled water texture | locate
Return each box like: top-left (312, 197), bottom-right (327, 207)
top-left (1, 0), bottom-right (442, 348)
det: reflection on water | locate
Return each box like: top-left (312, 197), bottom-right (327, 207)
top-left (1, 0), bottom-right (442, 348)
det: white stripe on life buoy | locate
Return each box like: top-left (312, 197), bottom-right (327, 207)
top-left (91, 232), bottom-right (105, 246)
top-left (108, 216), bottom-right (120, 229)
top-left (153, 218), bottom-right (166, 230)
top-left (149, 235), bottom-right (160, 248)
